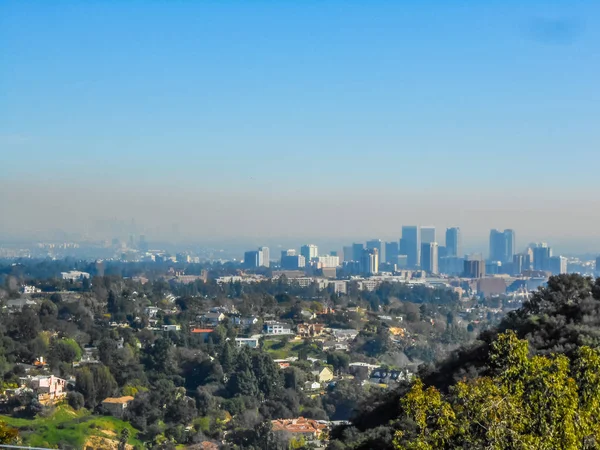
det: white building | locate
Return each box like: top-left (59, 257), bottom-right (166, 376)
top-left (61, 271), bottom-right (90, 281)
top-left (263, 321), bottom-right (293, 335)
top-left (316, 255), bottom-right (340, 268)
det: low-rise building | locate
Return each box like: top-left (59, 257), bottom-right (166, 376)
top-left (22, 375), bottom-right (67, 404)
top-left (263, 321), bottom-right (293, 335)
top-left (271, 417), bottom-right (327, 439)
top-left (235, 337), bottom-right (260, 348)
top-left (101, 396), bottom-right (134, 417)
top-left (312, 367), bottom-right (334, 383)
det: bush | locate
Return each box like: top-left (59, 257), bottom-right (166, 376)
top-left (67, 391), bottom-right (85, 410)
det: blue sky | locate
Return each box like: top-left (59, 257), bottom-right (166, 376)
top-left (1, 1), bottom-right (600, 249)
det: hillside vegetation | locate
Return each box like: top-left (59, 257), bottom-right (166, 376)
top-left (330, 274), bottom-right (600, 450)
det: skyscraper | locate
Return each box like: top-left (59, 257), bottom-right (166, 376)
top-left (343, 246), bottom-right (354, 262)
top-left (259, 246), bottom-right (270, 268)
top-left (420, 242), bottom-right (439, 274)
top-left (360, 248), bottom-right (379, 275)
top-left (549, 256), bottom-right (567, 275)
top-left (489, 229), bottom-right (515, 263)
top-left (445, 227), bottom-right (461, 257)
top-left (300, 244), bottom-right (318, 263)
top-left (420, 226), bottom-right (436, 244)
top-left (464, 257), bottom-right (485, 278)
top-left (244, 250), bottom-right (260, 268)
top-left (352, 243), bottom-right (365, 262)
top-left (532, 244), bottom-right (552, 271)
top-left (385, 241), bottom-right (400, 264)
top-left (366, 239), bottom-right (383, 263)
top-left (400, 226), bottom-right (419, 268)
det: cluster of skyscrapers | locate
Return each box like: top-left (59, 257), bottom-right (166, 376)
top-left (242, 226), bottom-right (570, 278)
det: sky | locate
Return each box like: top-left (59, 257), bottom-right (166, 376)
top-left (1, 1), bottom-right (600, 254)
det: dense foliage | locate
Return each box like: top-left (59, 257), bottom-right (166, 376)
top-left (330, 275), bottom-right (600, 449)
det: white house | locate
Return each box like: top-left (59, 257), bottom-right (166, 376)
top-left (263, 321), bottom-right (293, 335)
top-left (232, 316), bottom-right (258, 326)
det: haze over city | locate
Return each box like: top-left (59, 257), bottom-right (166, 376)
top-left (2, 1), bottom-right (600, 253)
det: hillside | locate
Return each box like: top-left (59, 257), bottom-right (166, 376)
top-left (329, 274), bottom-right (600, 449)
top-left (0, 405), bottom-right (141, 449)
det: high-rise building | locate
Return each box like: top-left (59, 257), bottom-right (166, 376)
top-left (400, 226), bottom-right (419, 268)
top-left (420, 226), bottom-right (436, 244)
top-left (343, 246), bottom-right (354, 262)
top-left (420, 242), bottom-right (439, 274)
top-left (366, 239), bottom-right (383, 263)
top-left (385, 241), bottom-right (400, 264)
top-left (464, 257), bottom-right (485, 278)
top-left (316, 255), bottom-right (340, 268)
top-left (445, 227), bottom-right (461, 257)
top-left (512, 253), bottom-right (527, 275)
top-left (258, 247), bottom-right (270, 267)
top-left (489, 229), bottom-right (515, 263)
top-left (244, 250), bottom-right (260, 269)
top-left (439, 256), bottom-right (464, 276)
top-left (596, 256), bottom-right (600, 276)
top-left (396, 255), bottom-right (408, 269)
top-left (281, 254), bottom-right (306, 270)
top-left (360, 248), bottom-right (379, 275)
top-left (549, 256), bottom-right (567, 275)
top-left (352, 243), bottom-right (365, 262)
top-left (300, 244), bottom-right (318, 263)
top-left (532, 244), bottom-right (552, 271)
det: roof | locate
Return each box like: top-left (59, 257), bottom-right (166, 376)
top-left (102, 396), bottom-right (134, 404)
top-left (191, 328), bottom-right (214, 333)
top-left (272, 417), bottom-right (327, 434)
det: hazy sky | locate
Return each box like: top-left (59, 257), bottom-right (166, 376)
top-left (1, 1), bottom-right (600, 253)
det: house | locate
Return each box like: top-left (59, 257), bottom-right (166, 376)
top-left (235, 337), bottom-right (260, 348)
top-left (304, 381), bottom-right (321, 391)
top-left (21, 285), bottom-right (41, 294)
top-left (201, 312), bottom-right (225, 326)
top-left (5, 298), bottom-right (37, 311)
top-left (271, 417), bottom-right (327, 439)
top-left (274, 360), bottom-right (290, 369)
top-left (311, 367), bottom-right (334, 383)
top-left (22, 375), bottom-right (67, 404)
top-left (297, 323), bottom-right (325, 338)
top-left (331, 329), bottom-right (359, 342)
top-left (60, 271), bottom-right (90, 281)
top-left (231, 316), bottom-right (258, 327)
top-left (101, 396), bottom-right (134, 417)
top-left (263, 321), bottom-right (293, 335)
top-left (162, 324), bottom-right (181, 332)
top-left (145, 306), bottom-right (159, 319)
top-left (191, 328), bottom-right (214, 342)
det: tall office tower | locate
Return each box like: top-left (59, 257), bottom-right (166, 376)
top-left (445, 227), bottom-right (461, 257)
top-left (281, 249), bottom-right (296, 261)
top-left (400, 226), bottom-right (420, 268)
top-left (420, 242), bottom-right (439, 274)
top-left (360, 248), bottom-right (379, 275)
top-left (258, 247), bottom-right (270, 267)
top-left (385, 241), bottom-right (400, 264)
top-left (512, 253), bottom-right (527, 275)
top-left (532, 244), bottom-right (552, 271)
top-left (243, 250), bottom-right (260, 268)
top-left (343, 246), bottom-right (354, 262)
top-left (316, 255), bottom-right (340, 268)
top-left (300, 244), bottom-right (318, 263)
top-left (596, 257), bottom-right (600, 276)
top-left (396, 255), bottom-right (409, 269)
top-left (549, 256), bottom-right (567, 275)
top-left (420, 226), bottom-right (436, 244)
top-left (366, 239), bottom-right (383, 262)
top-left (329, 251), bottom-right (338, 257)
top-left (463, 257), bottom-right (485, 278)
top-left (489, 229), bottom-right (516, 263)
top-left (281, 254), bottom-right (306, 270)
top-left (352, 243), bottom-right (365, 262)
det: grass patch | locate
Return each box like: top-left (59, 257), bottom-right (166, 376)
top-left (0, 404), bottom-right (142, 448)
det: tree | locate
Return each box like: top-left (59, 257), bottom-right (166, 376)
top-left (0, 421), bottom-right (18, 444)
top-left (119, 427), bottom-right (130, 450)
